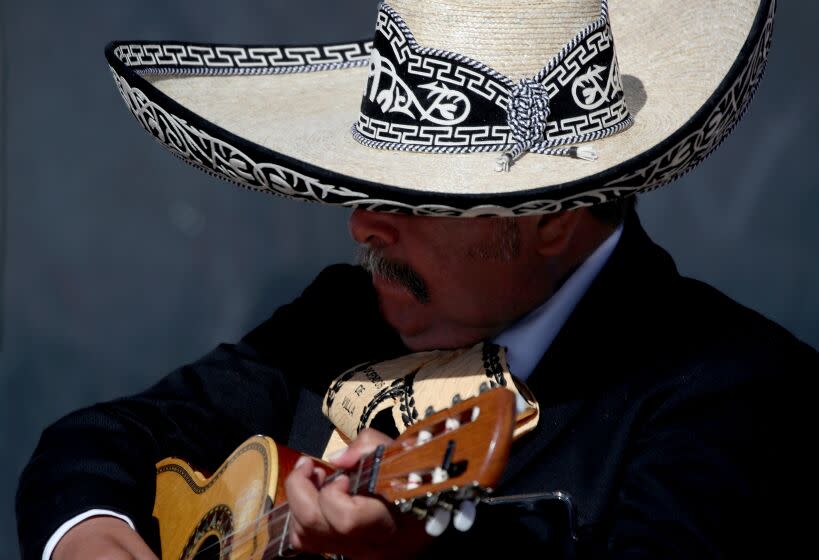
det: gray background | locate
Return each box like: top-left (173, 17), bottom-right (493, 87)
top-left (1, 1), bottom-right (817, 557)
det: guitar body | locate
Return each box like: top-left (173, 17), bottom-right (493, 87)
top-left (153, 435), bottom-right (305, 560)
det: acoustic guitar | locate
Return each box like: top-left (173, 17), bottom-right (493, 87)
top-left (153, 387), bottom-right (516, 559)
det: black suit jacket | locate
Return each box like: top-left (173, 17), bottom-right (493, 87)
top-left (16, 211), bottom-right (816, 559)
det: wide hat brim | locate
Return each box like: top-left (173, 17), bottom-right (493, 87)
top-left (106, 0), bottom-right (776, 217)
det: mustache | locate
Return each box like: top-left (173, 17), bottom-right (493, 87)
top-left (356, 245), bottom-right (430, 304)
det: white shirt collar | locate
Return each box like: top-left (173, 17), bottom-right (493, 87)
top-left (492, 225), bottom-right (623, 381)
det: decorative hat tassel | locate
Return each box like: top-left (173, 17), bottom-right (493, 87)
top-left (570, 146), bottom-right (599, 161)
top-left (537, 144), bottom-right (599, 161)
top-left (495, 144), bottom-right (528, 173)
top-left (497, 144), bottom-right (599, 171)
top-left (496, 78), bottom-right (598, 172)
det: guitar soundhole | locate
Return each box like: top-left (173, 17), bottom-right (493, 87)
top-left (181, 504), bottom-right (233, 560)
top-left (193, 535), bottom-right (221, 560)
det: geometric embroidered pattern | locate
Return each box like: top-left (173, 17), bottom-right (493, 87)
top-left (373, 7), bottom-right (510, 113)
top-left (113, 40), bottom-right (373, 75)
top-left (353, 0), bottom-right (632, 157)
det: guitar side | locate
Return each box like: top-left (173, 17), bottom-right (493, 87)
top-left (153, 435), bottom-right (304, 560)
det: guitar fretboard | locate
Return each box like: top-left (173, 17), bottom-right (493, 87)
top-left (268, 447), bottom-right (385, 557)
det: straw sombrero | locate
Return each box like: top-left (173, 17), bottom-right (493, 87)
top-left (106, 0), bottom-right (776, 217)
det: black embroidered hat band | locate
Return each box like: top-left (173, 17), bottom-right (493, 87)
top-left (353, 2), bottom-right (632, 171)
top-left (106, 0), bottom-right (777, 216)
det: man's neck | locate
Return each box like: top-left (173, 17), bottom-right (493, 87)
top-left (493, 223), bottom-right (624, 381)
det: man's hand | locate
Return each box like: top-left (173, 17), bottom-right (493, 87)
top-left (53, 516), bottom-right (158, 560)
top-left (284, 428), bottom-right (432, 559)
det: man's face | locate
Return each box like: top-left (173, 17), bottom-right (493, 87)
top-left (349, 209), bottom-right (554, 351)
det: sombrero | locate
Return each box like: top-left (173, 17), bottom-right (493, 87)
top-left (105, 0), bottom-right (776, 217)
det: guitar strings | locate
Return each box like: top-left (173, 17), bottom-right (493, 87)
top-left (220, 461), bottom-right (447, 559)
top-left (196, 436), bottom-right (452, 559)
top-left (220, 468), bottom-right (448, 558)
top-left (197, 463), bottom-right (422, 558)
top-left (193, 450), bottom-right (391, 558)
top-left (225, 466), bottom-right (376, 557)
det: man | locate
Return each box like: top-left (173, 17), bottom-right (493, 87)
top-left (17, 0), bottom-right (815, 558)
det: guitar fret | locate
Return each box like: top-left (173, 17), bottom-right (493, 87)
top-left (368, 445), bottom-right (385, 494)
top-left (352, 456), bottom-right (365, 495)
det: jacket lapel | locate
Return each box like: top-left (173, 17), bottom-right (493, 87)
top-left (500, 210), bottom-right (679, 486)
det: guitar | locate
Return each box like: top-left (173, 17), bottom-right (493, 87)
top-left (153, 387), bottom-right (516, 559)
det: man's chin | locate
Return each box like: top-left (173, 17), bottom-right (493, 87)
top-left (381, 306), bottom-right (482, 352)
top-left (373, 279), bottom-right (482, 351)
top-left (377, 294), bottom-right (422, 335)
top-left (373, 291), bottom-right (436, 350)
top-left (399, 329), bottom-right (483, 352)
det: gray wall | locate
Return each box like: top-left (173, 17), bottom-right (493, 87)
top-left (2, 1), bottom-right (817, 557)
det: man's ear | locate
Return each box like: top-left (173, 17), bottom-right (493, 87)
top-left (535, 209), bottom-right (584, 257)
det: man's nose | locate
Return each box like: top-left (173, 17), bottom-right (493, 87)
top-left (349, 208), bottom-right (400, 246)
